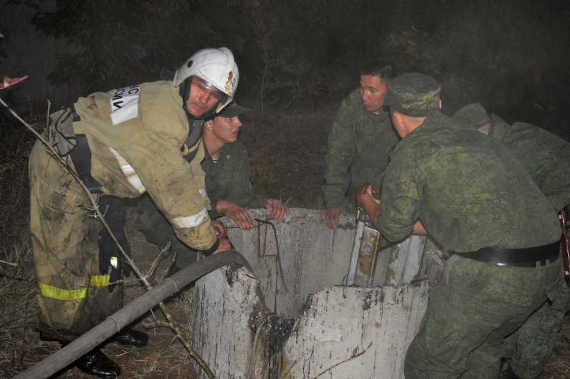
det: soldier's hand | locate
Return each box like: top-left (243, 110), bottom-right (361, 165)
top-left (265, 199), bottom-right (288, 221)
top-left (214, 236), bottom-right (233, 254)
top-left (216, 200), bottom-right (254, 229)
top-left (1, 75), bottom-right (29, 90)
top-left (356, 185), bottom-right (381, 227)
top-left (356, 184), bottom-right (380, 203)
top-left (211, 220), bottom-right (227, 238)
top-left (324, 206), bottom-right (343, 229)
top-left (413, 220), bottom-right (426, 235)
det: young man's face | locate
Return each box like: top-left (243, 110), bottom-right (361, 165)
top-left (210, 115), bottom-right (242, 144)
top-left (360, 74), bottom-right (388, 113)
top-left (185, 76), bottom-right (225, 117)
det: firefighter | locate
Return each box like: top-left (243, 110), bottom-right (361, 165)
top-left (29, 47), bottom-right (238, 378)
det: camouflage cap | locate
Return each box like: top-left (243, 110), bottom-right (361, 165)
top-left (453, 103), bottom-right (490, 129)
top-left (216, 101), bottom-right (251, 118)
top-left (383, 73), bottom-right (441, 117)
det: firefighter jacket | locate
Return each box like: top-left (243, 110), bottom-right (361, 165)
top-left (73, 80), bottom-right (216, 250)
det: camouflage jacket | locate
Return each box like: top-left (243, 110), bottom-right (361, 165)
top-left (379, 112), bottom-right (560, 252)
top-left (323, 88), bottom-right (399, 207)
top-left (202, 141), bottom-right (266, 219)
top-left (488, 114), bottom-right (570, 211)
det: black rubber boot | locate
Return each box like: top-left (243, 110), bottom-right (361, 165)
top-left (76, 349), bottom-right (121, 378)
top-left (110, 328), bottom-right (149, 348)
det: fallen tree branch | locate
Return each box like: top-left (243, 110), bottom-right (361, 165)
top-left (0, 259), bottom-right (17, 267)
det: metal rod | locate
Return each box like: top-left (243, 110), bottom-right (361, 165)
top-left (367, 232), bottom-right (382, 287)
top-left (345, 208), bottom-right (365, 286)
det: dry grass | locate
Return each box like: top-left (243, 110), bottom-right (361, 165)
top-left (0, 238), bottom-right (38, 378)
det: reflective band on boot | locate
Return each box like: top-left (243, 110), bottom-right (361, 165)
top-left (39, 283), bottom-right (87, 301)
top-left (90, 275), bottom-right (111, 287)
top-left (39, 275), bottom-right (111, 301)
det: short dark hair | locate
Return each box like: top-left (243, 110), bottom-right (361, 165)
top-left (360, 62), bottom-right (393, 80)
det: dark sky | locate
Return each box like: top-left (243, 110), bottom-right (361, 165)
top-left (1, 1), bottom-right (66, 108)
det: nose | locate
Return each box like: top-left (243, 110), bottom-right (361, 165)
top-left (197, 89), bottom-right (211, 104)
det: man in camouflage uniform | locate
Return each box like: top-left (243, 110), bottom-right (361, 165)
top-left (453, 103), bottom-right (570, 379)
top-left (322, 63), bottom-right (399, 228)
top-left (136, 102), bottom-right (287, 269)
top-left (453, 103), bottom-right (570, 212)
top-left (201, 102), bottom-right (287, 227)
top-left (29, 47), bottom-right (238, 378)
top-left (357, 73), bottom-right (561, 379)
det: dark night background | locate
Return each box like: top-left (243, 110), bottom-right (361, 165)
top-left (2, 0), bottom-right (569, 127)
top-left (1, 1), bottom-right (570, 377)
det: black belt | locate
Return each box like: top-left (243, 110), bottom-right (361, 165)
top-left (451, 240), bottom-right (560, 267)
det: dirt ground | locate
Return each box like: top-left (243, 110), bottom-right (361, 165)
top-left (1, 106), bottom-right (570, 378)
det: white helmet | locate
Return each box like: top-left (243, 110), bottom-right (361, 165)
top-left (173, 47), bottom-right (239, 112)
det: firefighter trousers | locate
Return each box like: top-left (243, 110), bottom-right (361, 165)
top-left (29, 141), bottom-right (123, 341)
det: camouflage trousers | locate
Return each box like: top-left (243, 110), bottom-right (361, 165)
top-left (405, 253), bottom-right (560, 379)
top-left (29, 141), bottom-right (123, 341)
top-left (507, 272), bottom-right (570, 378)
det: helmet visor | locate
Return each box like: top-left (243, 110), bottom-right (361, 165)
top-left (192, 76), bottom-right (228, 102)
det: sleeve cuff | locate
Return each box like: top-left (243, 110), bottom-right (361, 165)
top-left (198, 238), bottom-right (220, 256)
